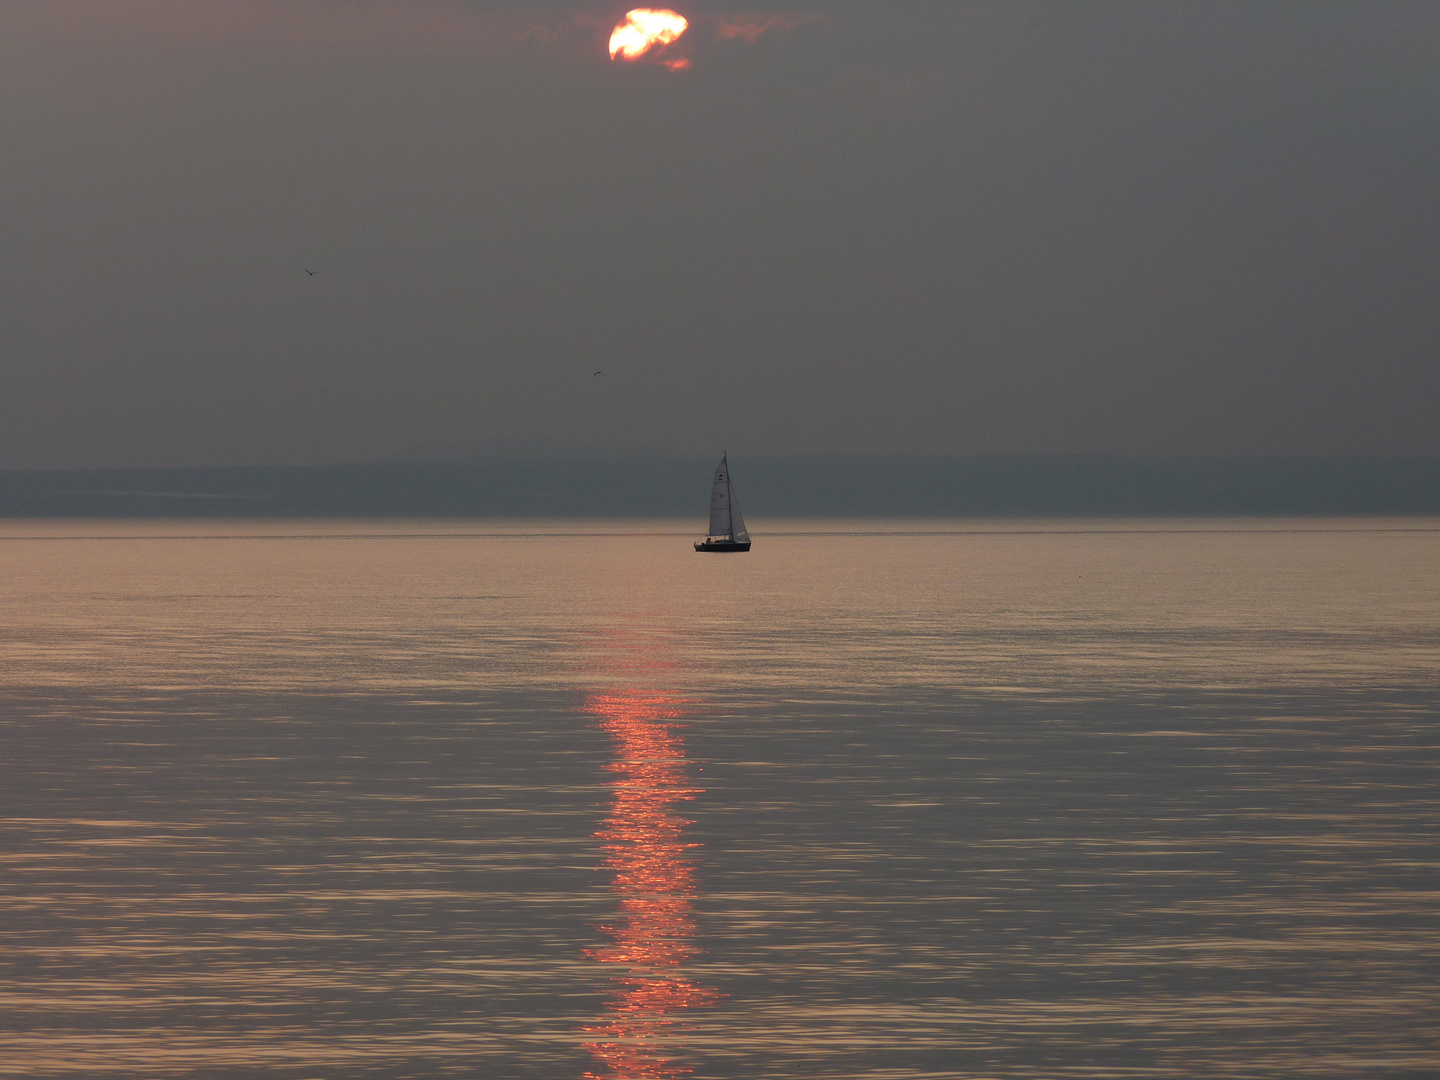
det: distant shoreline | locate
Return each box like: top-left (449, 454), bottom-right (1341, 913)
top-left (1, 456), bottom-right (1437, 518)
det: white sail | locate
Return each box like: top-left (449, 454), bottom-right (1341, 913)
top-left (707, 455), bottom-right (734, 538)
top-left (729, 483), bottom-right (749, 542)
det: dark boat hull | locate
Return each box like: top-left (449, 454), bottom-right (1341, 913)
top-left (694, 539), bottom-right (751, 552)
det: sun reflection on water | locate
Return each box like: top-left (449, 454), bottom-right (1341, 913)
top-left (582, 689), bottom-right (718, 1079)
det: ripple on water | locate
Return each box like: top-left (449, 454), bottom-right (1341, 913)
top-left (0, 521), bottom-right (1437, 1077)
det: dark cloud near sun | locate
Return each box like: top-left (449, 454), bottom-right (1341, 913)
top-left (3, 0), bottom-right (826, 60)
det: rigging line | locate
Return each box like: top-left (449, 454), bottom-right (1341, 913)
top-left (725, 454), bottom-right (737, 541)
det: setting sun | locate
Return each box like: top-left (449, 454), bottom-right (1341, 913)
top-left (609, 8), bottom-right (690, 70)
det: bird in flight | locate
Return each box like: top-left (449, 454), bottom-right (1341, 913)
top-left (302, 267), bottom-right (321, 276)
top-left (593, 370), bottom-right (605, 377)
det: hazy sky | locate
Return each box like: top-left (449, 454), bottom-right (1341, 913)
top-left (1, 1), bottom-right (1437, 466)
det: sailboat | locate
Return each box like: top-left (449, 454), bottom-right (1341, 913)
top-left (695, 453), bottom-right (751, 552)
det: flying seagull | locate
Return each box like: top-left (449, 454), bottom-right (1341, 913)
top-left (302, 268), bottom-right (321, 276)
top-left (593, 370), bottom-right (605, 377)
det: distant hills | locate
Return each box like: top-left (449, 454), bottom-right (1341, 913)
top-left (1, 456), bottom-right (1437, 518)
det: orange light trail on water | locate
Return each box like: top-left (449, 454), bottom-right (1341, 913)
top-left (582, 689), bottom-right (718, 1080)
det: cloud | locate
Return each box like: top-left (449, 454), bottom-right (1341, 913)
top-left (711, 11), bottom-right (827, 45)
top-left (4, 1), bottom-right (827, 61)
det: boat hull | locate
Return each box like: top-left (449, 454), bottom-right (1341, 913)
top-left (694, 539), bottom-right (751, 552)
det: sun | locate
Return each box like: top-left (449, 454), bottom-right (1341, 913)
top-left (609, 8), bottom-right (691, 70)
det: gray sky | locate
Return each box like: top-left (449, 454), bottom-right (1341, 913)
top-left (1, 0), bottom-right (1437, 467)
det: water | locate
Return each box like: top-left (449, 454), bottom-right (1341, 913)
top-left (1, 518), bottom-right (1437, 1078)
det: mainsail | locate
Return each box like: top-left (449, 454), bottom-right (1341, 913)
top-left (707, 454), bottom-right (749, 542)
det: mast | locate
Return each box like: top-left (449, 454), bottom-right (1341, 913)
top-left (723, 451), bottom-right (734, 540)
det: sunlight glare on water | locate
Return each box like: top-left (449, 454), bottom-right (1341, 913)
top-left (0, 517), bottom-right (1437, 1078)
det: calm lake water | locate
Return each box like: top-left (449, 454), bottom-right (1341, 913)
top-left (1, 518), bottom-right (1437, 1079)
